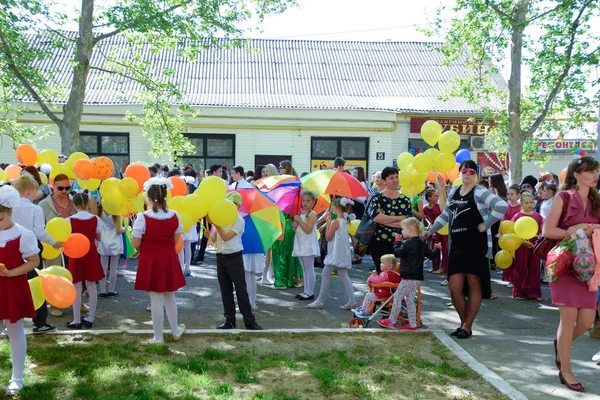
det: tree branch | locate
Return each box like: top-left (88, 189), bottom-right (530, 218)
top-left (525, 0), bottom-right (593, 137)
top-left (484, 0), bottom-right (511, 21)
top-left (0, 27), bottom-right (62, 125)
top-left (526, 2), bottom-right (565, 24)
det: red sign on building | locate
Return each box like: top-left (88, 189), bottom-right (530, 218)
top-left (410, 118), bottom-right (495, 136)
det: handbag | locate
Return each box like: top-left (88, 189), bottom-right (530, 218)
top-left (533, 191), bottom-right (569, 258)
top-left (354, 194), bottom-right (378, 245)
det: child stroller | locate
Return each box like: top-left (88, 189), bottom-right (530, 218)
top-left (349, 280), bottom-right (422, 328)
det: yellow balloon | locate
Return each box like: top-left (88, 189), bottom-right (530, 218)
top-left (39, 172), bottom-right (48, 185)
top-left (438, 224), bottom-right (448, 235)
top-left (402, 181), bottom-right (426, 197)
top-left (498, 233), bottom-right (523, 252)
top-left (40, 265), bottom-right (73, 282)
top-left (514, 216), bottom-right (538, 240)
top-left (119, 177), bottom-right (138, 199)
top-left (195, 176), bottom-right (227, 206)
top-left (434, 153), bottom-right (456, 172)
top-left (29, 277), bottom-right (45, 310)
top-left (420, 120), bottom-right (443, 146)
top-left (396, 152), bottom-right (414, 171)
top-left (413, 153), bottom-right (433, 173)
top-left (168, 196), bottom-right (185, 213)
top-left (452, 178), bottom-right (462, 187)
top-left (410, 169), bottom-right (428, 184)
top-left (126, 193), bottom-right (145, 214)
top-left (0, 169), bottom-right (6, 182)
top-left (101, 199), bottom-right (128, 216)
top-left (208, 199), bottom-right (238, 227)
top-left (41, 242), bottom-right (61, 260)
top-left (67, 152), bottom-right (88, 164)
top-left (182, 194), bottom-right (209, 220)
top-left (37, 149), bottom-right (58, 167)
top-left (438, 131), bottom-right (461, 154)
top-left (100, 178), bottom-right (125, 204)
top-left (494, 250), bottom-right (514, 269)
top-left (49, 163), bottom-right (69, 179)
top-left (348, 219), bottom-right (360, 236)
top-left (77, 178), bottom-right (101, 191)
top-left (178, 213), bottom-right (195, 232)
top-left (424, 148), bottom-right (440, 161)
top-left (398, 170), bottom-right (411, 187)
top-left (499, 220), bottom-right (515, 235)
top-left (46, 217), bottom-right (72, 242)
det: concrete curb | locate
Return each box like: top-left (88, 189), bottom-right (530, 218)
top-left (432, 329), bottom-right (528, 400)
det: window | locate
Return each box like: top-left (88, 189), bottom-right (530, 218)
top-left (79, 132), bottom-right (130, 171)
top-left (181, 134), bottom-right (236, 174)
top-left (310, 137), bottom-right (369, 171)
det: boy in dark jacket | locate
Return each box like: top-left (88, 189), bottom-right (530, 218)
top-left (378, 217), bottom-right (439, 330)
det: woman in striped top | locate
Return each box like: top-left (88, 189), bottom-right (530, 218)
top-left (426, 160), bottom-right (507, 339)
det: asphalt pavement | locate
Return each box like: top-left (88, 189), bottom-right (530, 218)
top-left (37, 248), bottom-right (600, 399)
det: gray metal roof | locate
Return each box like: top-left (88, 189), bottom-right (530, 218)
top-left (19, 33), bottom-right (506, 114)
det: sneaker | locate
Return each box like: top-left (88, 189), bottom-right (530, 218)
top-left (507, 283), bottom-right (513, 288)
top-left (141, 338), bottom-right (164, 346)
top-left (172, 324), bottom-right (186, 341)
top-left (246, 323), bottom-right (263, 330)
top-left (5, 379), bottom-right (23, 397)
top-left (377, 318), bottom-right (397, 329)
top-left (49, 307), bottom-right (63, 317)
top-left (399, 324), bottom-right (418, 331)
top-left (183, 270), bottom-right (192, 277)
top-left (593, 350), bottom-right (600, 362)
top-left (440, 279), bottom-right (449, 286)
top-left (33, 324), bottom-right (56, 335)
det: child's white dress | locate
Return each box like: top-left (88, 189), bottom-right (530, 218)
top-left (98, 212), bottom-right (124, 256)
top-left (324, 219), bottom-right (351, 268)
top-left (292, 211), bottom-right (319, 257)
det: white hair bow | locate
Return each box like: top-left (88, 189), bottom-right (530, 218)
top-left (340, 197), bottom-right (355, 206)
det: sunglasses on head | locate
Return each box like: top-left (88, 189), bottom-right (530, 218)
top-left (461, 168), bottom-right (477, 176)
top-left (56, 186), bottom-right (71, 191)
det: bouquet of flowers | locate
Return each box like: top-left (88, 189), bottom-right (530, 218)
top-left (546, 235), bottom-right (577, 282)
top-left (573, 229), bottom-right (596, 282)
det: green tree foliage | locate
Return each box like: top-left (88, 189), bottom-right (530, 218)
top-left (427, 0), bottom-right (600, 183)
top-left (0, 0), bottom-right (295, 160)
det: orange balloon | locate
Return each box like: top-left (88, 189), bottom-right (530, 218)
top-left (170, 177), bottom-right (187, 197)
top-left (560, 168), bottom-right (567, 184)
top-left (5, 164), bottom-right (22, 180)
top-left (446, 163), bottom-right (460, 183)
top-left (427, 170), bottom-right (447, 184)
top-left (73, 159), bottom-right (94, 180)
top-left (175, 235), bottom-right (183, 253)
top-left (63, 233), bottom-right (91, 259)
top-left (92, 156), bottom-right (114, 180)
top-left (124, 163), bottom-right (150, 193)
top-left (41, 274), bottom-right (76, 309)
top-left (16, 144), bottom-right (37, 165)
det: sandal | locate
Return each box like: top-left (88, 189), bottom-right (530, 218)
top-left (488, 294), bottom-right (498, 300)
top-left (340, 303), bottom-right (357, 310)
top-left (306, 302), bottom-right (323, 309)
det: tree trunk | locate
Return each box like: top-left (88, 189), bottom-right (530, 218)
top-left (60, 0), bottom-right (94, 155)
top-left (507, 0), bottom-right (529, 185)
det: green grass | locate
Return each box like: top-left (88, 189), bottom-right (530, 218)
top-left (0, 334), bottom-right (494, 399)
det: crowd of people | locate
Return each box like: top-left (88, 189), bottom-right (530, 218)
top-left (1, 153), bottom-right (600, 395)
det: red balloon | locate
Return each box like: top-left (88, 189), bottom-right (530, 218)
top-left (170, 177), bottom-right (187, 197)
top-left (73, 159), bottom-right (94, 180)
top-left (16, 144), bottom-right (37, 165)
top-left (124, 163), bottom-right (150, 193)
top-left (41, 275), bottom-right (76, 308)
top-left (63, 233), bottom-right (90, 259)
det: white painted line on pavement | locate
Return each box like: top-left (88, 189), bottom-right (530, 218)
top-left (433, 329), bottom-right (527, 400)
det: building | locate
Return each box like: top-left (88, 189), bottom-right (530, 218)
top-left (3, 35), bottom-right (508, 177)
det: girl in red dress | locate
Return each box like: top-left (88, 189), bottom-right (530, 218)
top-left (66, 192), bottom-right (104, 329)
top-left (422, 188), bottom-right (449, 279)
top-left (511, 193), bottom-right (543, 300)
top-left (0, 185), bottom-right (40, 396)
top-left (502, 184), bottom-right (522, 285)
top-left (131, 178), bottom-right (186, 345)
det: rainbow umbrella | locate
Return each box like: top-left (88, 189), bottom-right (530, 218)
top-left (233, 189), bottom-right (283, 254)
top-left (301, 170), bottom-right (368, 198)
top-left (265, 182), bottom-right (330, 216)
top-left (254, 174), bottom-right (299, 190)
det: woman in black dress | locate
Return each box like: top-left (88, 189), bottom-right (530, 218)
top-left (426, 160), bottom-right (507, 338)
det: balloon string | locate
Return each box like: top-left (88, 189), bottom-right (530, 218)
top-left (61, 250), bottom-right (66, 268)
top-left (205, 217), bottom-right (217, 252)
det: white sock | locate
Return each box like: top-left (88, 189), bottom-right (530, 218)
top-left (108, 256), bottom-right (119, 292)
top-left (72, 282), bottom-right (83, 324)
top-left (149, 292), bottom-right (165, 341)
top-left (6, 319), bottom-right (26, 382)
top-left (183, 241), bottom-right (192, 272)
top-left (86, 280), bottom-right (98, 322)
top-left (178, 250), bottom-right (185, 272)
top-left (337, 268), bottom-right (356, 305)
top-left (163, 292), bottom-right (182, 335)
top-left (299, 256), bottom-right (316, 296)
top-left (315, 265), bottom-right (336, 304)
top-left (245, 272), bottom-right (257, 306)
top-left (100, 256), bottom-right (109, 293)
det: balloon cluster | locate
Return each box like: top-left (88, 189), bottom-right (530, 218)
top-left (29, 267), bottom-right (76, 309)
top-left (494, 217), bottom-right (538, 269)
top-left (44, 217), bottom-right (91, 259)
top-left (396, 121), bottom-right (470, 198)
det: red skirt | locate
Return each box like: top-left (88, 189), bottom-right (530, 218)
top-left (0, 275), bottom-right (36, 323)
top-left (135, 249), bottom-right (185, 293)
top-left (68, 250), bottom-right (105, 283)
top-left (550, 269), bottom-right (597, 309)
top-left (512, 247), bottom-right (541, 299)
